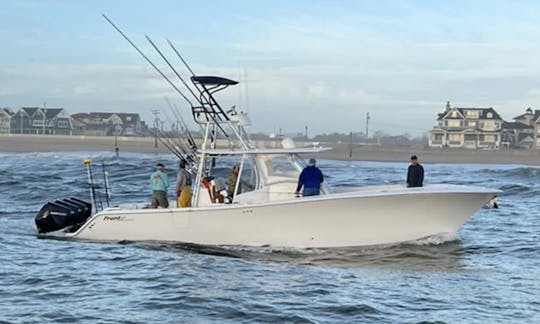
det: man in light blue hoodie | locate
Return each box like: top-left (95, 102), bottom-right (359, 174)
top-left (150, 163), bottom-right (169, 208)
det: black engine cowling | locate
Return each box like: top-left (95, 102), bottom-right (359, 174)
top-left (35, 197), bottom-right (92, 233)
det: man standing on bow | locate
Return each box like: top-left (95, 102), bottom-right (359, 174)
top-left (295, 158), bottom-right (324, 197)
top-left (406, 155), bottom-right (424, 187)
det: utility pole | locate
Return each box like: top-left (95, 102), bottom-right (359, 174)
top-left (365, 112), bottom-right (370, 138)
top-left (42, 101), bottom-right (46, 135)
top-left (349, 131), bottom-right (353, 159)
top-left (304, 125), bottom-right (308, 140)
top-left (152, 108), bottom-right (160, 149)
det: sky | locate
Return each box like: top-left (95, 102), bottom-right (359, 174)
top-left (1, 0), bottom-right (540, 136)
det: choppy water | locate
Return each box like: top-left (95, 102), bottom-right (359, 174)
top-left (1, 152), bottom-right (539, 323)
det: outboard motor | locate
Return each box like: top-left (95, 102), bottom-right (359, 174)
top-left (35, 197), bottom-right (92, 233)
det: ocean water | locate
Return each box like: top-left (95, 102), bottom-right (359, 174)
top-left (0, 152), bottom-right (539, 323)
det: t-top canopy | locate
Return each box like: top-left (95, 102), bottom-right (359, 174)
top-left (191, 76), bottom-right (239, 86)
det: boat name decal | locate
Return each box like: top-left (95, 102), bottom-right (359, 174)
top-left (103, 215), bottom-right (132, 221)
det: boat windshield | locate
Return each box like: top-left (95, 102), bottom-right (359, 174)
top-left (264, 156), bottom-right (299, 177)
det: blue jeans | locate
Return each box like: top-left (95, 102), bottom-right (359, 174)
top-left (303, 188), bottom-right (320, 197)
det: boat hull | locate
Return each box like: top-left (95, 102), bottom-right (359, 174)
top-left (64, 185), bottom-right (499, 248)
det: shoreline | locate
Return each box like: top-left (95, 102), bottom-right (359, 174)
top-left (1, 134), bottom-right (539, 165)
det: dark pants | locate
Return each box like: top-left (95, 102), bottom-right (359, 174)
top-left (303, 188), bottom-right (320, 196)
top-left (151, 190), bottom-right (169, 208)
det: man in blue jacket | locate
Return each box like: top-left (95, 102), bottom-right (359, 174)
top-left (295, 158), bottom-right (324, 197)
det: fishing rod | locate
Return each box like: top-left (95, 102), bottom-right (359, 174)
top-left (101, 161), bottom-right (111, 207)
top-left (101, 14), bottom-right (194, 108)
top-left (157, 127), bottom-right (194, 163)
top-left (165, 97), bottom-right (201, 152)
top-left (146, 35), bottom-right (201, 107)
top-left (158, 106), bottom-right (189, 154)
top-left (102, 14), bottom-right (217, 159)
top-left (153, 111), bottom-right (197, 163)
top-left (145, 35), bottom-right (229, 137)
top-left (167, 40), bottom-right (251, 150)
top-left (173, 103), bottom-right (201, 151)
top-left (155, 122), bottom-right (198, 165)
top-left (167, 39), bottom-right (230, 121)
top-left (153, 126), bottom-right (183, 159)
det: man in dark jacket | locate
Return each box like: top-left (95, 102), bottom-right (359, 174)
top-left (295, 158), bottom-right (324, 197)
top-left (407, 155), bottom-right (424, 187)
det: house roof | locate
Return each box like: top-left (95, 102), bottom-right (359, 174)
top-left (44, 108), bottom-right (64, 119)
top-left (518, 133), bottom-right (535, 143)
top-left (502, 121), bottom-right (531, 130)
top-left (0, 108), bottom-right (14, 116)
top-left (437, 107), bottom-right (503, 121)
top-left (20, 107), bottom-right (40, 117)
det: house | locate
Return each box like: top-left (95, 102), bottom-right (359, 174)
top-left (501, 108), bottom-right (540, 149)
top-left (429, 101), bottom-right (504, 149)
top-left (71, 112), bottom-right (143, 136)
top-left (10, 107), bottom-right (73, 135)
top-left (0, 108), bottom-right (14, 134)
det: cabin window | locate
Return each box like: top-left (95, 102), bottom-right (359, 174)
top-left (266, 156), bottom-right (298, 177)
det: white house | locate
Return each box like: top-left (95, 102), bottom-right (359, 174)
top-left (429, 101), bottom-right (504, 149)
top-left (0, 108), bottom-right (13, 134)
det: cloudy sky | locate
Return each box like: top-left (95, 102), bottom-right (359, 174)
top-left (1, 0), bottom-right (540, 136)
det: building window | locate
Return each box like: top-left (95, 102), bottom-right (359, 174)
top-left (58, 120), bottom-right (69, 128)
top-left (448, 120), bottom-right (461, 127)
top-left (451, 111), bottom-right (457, 117)
top-left (487, 112), bottom-right (493, 118)
top-left (466, 111), bottom-right (479, 118)
top-left (484, 135), bottom-right (495, 142)
top-left (32, 120), bottom-right (44, 127)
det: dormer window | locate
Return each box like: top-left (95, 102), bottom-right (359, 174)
top-left (487, 112), bottom-right (493, 118)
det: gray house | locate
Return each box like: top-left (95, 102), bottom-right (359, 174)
top-left (10, 107), bottom-right (73, 135)
top-left (0, 108), bottom-right (14, 134)
top-left (71, 112), bottom-right (143, 136)
top-left (501, 108), bottom-right (540, 149)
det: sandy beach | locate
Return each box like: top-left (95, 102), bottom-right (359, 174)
top-left (1, 134), bottom-right (539, 165)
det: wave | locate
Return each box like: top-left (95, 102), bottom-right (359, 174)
top-left (478, 166), bottom-right (540, 179)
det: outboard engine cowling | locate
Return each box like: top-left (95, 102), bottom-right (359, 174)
top-left (35, 197), bottom-right (92, 233)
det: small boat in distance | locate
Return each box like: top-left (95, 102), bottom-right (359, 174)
top-left (34, 17), bottom-right (500, 248)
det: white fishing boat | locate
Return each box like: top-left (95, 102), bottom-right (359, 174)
top-left (34, 18), bottom-right (500, 248)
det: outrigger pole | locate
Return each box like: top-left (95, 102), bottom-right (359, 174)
top-left (168, 39), bottom-right (251, 149)
top-left (167, 39), bottom-right (231, 122)
top-left (84, 158), bottom-right (97, 215)
top-left (144, 35), bottom-right (229, 137)
top-left (101, 14), bottom-right (194, 109)
top-left (102, 14), bottom-right (229, 139)
top-left (101, 161), bottom-right (111, 207)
